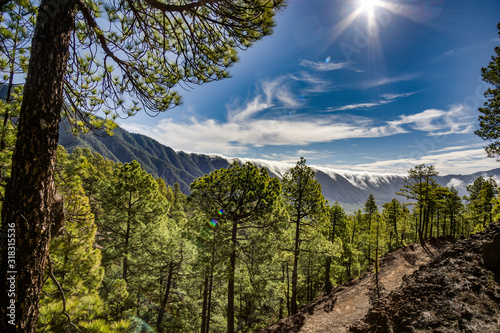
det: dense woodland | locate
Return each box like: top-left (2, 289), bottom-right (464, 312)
top-left (1, 101), bottom-right (498, 332)
top-left (0, 0), bottom-right (498, 331)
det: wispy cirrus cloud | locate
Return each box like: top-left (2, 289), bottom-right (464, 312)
top-left (227, 76), bottom-right (301, 123)
top-left (327, 90), bottom-right (417, 112)
top-left (382, 91), bottom-right (419, 100)
top-left (430, 142), bottom-right (485, 153)
top-left (327, 102), bottom-right (382, 112)
top-left (299, 59), bottom-right (350, 71)
top-left (290, 72), bottom-right (333, 93)
top-left (361, 73), bottom-right (421, 88)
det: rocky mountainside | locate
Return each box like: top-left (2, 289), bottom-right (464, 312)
top-left (258, 223), bottom-right (500, 333)
top-left (350, 223), bottom-right (500, 333)
top-left (258, 240), bottom-right (446, 333)
top-left (59, 124), bottom-right (500, 210)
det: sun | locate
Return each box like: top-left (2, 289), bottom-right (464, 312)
top-left (358, 0), bottom-right (381, 13)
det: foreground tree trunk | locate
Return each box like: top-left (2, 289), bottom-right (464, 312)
top-left (0, 1), bottom-right (75, 331)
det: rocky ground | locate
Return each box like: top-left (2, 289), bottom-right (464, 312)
top-left (258, 240), bottom-right (445, 333)
top-left (259, 222), bottom-right (500, 333)
top-left (350, 222), bottom-right (500, 333)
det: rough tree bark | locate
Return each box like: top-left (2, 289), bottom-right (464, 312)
top-left (227, 220), bottom-right (238, 333)
top-left (291, 216), bottom-right (300, 314)
top-left (0, 0), bottom-right (75, 331)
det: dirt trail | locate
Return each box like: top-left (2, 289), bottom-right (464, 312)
top-left (259, 241), bottom-right (443, 333)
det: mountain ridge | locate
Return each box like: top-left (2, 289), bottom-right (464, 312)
top-left (59, 124), bottom-right (500, 211)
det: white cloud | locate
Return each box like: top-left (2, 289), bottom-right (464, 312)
top-left (431, 143), bottom-right (485, 153)
top-left (328, 102), bottom-right (381, 112)
top-left (299, 59), bottom-right (350, 71)
top-left (391, 104), bottom-right (475, 135)
top-left (290, 72), bottom-right (333, 93)
top-left (227, 96), bottom-right (273, 123)
top-left (447, 178), bottom-right (464, 189)
top-left (348, 147), bottom-right (497, 175)
top-left (361, 73), bottom-right (421, 88)
top-left (121, 114), bottom-right (408, 156)
top-left (328, 91), bottom-right (416, 112)
top-left (227, 76), bottom-right (299, 123)
top-left (121, 102), bottom-right (477, 159)
top-left (382, 91), bottom-right (418, 100)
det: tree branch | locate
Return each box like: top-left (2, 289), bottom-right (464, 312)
top-left (74, 0), bottom-right (128, 67)
top-left (0, 0), bottom-right (12, 10)
top-left (44, 255), bottom-right (81, 332)
top-left (142, 0), bottom-right (219, 13)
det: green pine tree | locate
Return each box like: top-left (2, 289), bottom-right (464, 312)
top-left (281, 157), bottom-right (327, 314)
top-left (190, 161), bottom-right (284, 333)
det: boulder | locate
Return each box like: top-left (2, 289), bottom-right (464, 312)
top-left (483, 233), bottom-right (500, 279)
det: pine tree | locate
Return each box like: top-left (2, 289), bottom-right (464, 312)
top-left (364, 194), bottom-right (378, 265)
top-left (325, 202), bottom-right (346, 293)
top-left (96, 161), bottom-right (169, 283)
top-left (382, 198), bottom-right (404, 251)
top-left (475, 22), bottom-right (500, 157)
top-left (281, 157), bottom-right (327, 314)
top-left (38, 146), bottom-right (130, 332)
top-left (190, 161), bottom-right (284, 333)
top-left (398, 164), bottom-right (439, 245)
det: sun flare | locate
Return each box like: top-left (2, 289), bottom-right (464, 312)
top-left (358, 0), bottom-right (380, 13)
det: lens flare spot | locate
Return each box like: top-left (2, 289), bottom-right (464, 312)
top-left (209, 219), bottom-right (218, 227)
top-left (325, 56), bottom-right (332, 63)
top-left (218, 209), bottom-right (224, 215)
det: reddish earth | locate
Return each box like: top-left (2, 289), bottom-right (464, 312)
top-left (350, 223), bottom-right (500, 333)
top-left (259, 241), bottom-right (444, 333)
top-left (260, 222), bottom-right (500, 333)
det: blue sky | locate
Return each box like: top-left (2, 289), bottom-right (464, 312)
top-left (120, 0), bottom-right (500, 176)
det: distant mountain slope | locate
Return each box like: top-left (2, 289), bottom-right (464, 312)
top-left (59, 124), bottom-right (500, 211)
top-left (59, 124), bottom-right (231, 193)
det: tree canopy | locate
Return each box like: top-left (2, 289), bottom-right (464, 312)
top-left (476, 22), bottom-right (500, 157)
top-left (0, 1), bottom-right (286, 331)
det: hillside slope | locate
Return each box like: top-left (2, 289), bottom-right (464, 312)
top-left (259, 223), bottom-right (500, 333)
top-left (350, 223), bottom-right (500, 333)
top-left (59, 124), bottom-right (231, 193)
top-left (258, 241), bottom-right (446, 333)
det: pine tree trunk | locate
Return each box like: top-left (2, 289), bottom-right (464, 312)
top-left (286, 262), bottom-right (290, 316)
top-left (324, 256), bottom-right (332, 294)
top-left (200, 267), bottom-right (209, 333)
top-left (0, 1), bottom-right (75, 331)
top-left (325, 217), bottom-right (335, 293)
top-left (291, 218), bottom-right (300, 314)
top-left (206, 235), bottom-right (216, 333)
top-left (279, 264), bottom-right (284, 319)
top-left (227, 221), bottom-right (238, 333)
top-left (375, 222), bottom-right (380, 301)
top-left (157, 262), bottom-right (174, 333)
top-left (368, 215), bottom-right (372, 265)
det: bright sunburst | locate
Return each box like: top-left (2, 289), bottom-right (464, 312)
top-left (358, 0), bottom-right (381, 14)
